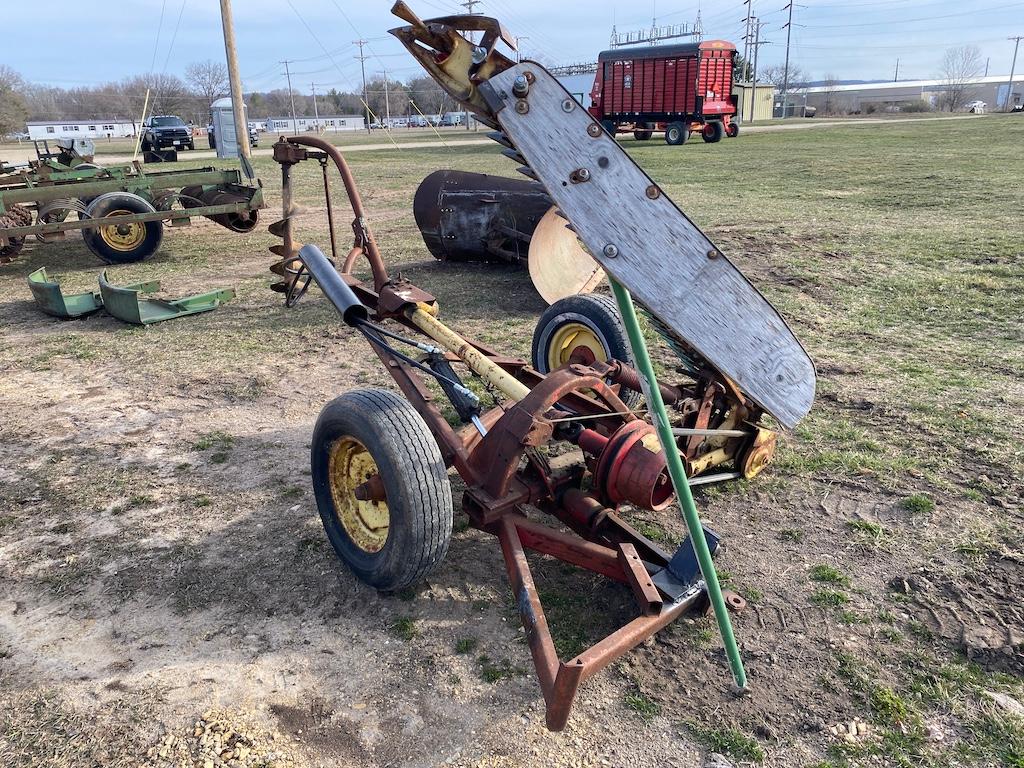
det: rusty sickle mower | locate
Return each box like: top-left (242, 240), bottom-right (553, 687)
top-left (268, 3), bottom-right (816, 731)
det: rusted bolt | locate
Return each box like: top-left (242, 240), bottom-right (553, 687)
top-left (524, 71), bottom-right (536, 83)
top-left (562, 98), bottom-right (576, 113)
top-left (587, 123), bottom-right (601, 137)
top-left (603, 244), bottom-right (619, 258)
top-left (515, 100), bottom-right (529, 114)
top-left (512, 75), bottom-right (530, 97)
top-left (707, 249), bottom-right (720, 260)
top-left (645, 185), bottom-right (660, 199)
top-left (570, 168), bottom-right (591, 183)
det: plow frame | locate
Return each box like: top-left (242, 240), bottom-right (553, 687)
top-left (273, 134), bottom-right (747, 730)
top-left (0, 165), bottom-right (264, 248)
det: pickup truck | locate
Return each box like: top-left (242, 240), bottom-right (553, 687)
top-left (141, 116), bottom-right (194, 151)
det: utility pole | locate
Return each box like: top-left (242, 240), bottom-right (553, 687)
top-left (462, 0), bottom-right (481, 130)
top-left (984, 57), bottom-right (989, 77)
top-left (516, 36), bottom-right (529, 63)
top-left (1007, 36), bottom-right (1022, 111)
top-left (381, 68), bottom-right (391, 128)
top-left (218, 0), bottom-right (252, 170)
top-left (354, 39), bottom-right (370, 133)
top-left (281, 59), bottom-right (297, 134)
top-left (741, 0), bottom-right (753, 78)
top-left (894, 58), bottom-right (900, 81)
top-left (781, 1), bottom-right (794, 118)
top-left (311, 82), bottom-right (320, 131)
top-left (749, 19), bottom-right (770, 124)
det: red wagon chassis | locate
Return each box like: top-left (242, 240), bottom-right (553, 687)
top-left (589, 40), bottom-right (740, 144)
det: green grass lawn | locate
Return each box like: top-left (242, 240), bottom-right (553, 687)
top-left (1, 112), bottom-right (1021, 768)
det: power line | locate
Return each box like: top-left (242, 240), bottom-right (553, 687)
top-left (280, 60), bottom-right (297, 134)
top-left (781, 2), bottom-right (804, 116)
top-left (354, 39), bottom-right (370, 134)
top-left (1006, 36), bottom-right (1022, 109)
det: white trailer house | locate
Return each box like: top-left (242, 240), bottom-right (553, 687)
top-left (26, 120), bottom-right (140, 140)
top-left (264, 115), bottom-right (365, 133)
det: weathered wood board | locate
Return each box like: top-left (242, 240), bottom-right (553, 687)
top-left (485, 64), bottom-right (816, 428)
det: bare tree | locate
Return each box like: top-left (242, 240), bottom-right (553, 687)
top-left (937, 45), bottom-right (983, 112)
top-left (821, 74), bottom-right (841, 115)
top-left (185, 60), bottom-right (229, 109)
top-left (761, 63), bottom-right (807, 91)
top-left (0, 66), bottom-right (29, 136)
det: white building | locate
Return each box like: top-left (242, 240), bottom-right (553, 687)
top-left (801, 74), bottom-right (1020, 114)
top-left (264, 115), bottom-right (364, 133)
top-left (27, 120), bottom-right (139, 140)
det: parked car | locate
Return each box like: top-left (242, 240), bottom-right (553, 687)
top-left (369, 121), bottom-right (383, 129)
top-left (141, 115), bottom-right (194, 151)
top-left (967, 100), bottom-right (987, 114)
top-left (207, 123), bottom-right (258, 149)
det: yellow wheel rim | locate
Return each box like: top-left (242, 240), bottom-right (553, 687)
top-left (98, 209), bottom-right (146, 252)
top-left (547, 322), bottom-right (606, 371)
top-left (328, 436), bottom-right (389, 553)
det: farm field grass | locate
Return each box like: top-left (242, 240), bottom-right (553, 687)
top-left (0, 113), bottom-right (1021, 768)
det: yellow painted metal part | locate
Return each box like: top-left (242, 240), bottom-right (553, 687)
top-left (406, 303), bottom-right (531, 402)
top-left (328, 436), bottom-right (389, 553)
top-left (740, 427), bottom-right (778, 479)
top-left (547, 322), bottom-right (605, 371)
top-left (98, 209), bottom-right (146, 252)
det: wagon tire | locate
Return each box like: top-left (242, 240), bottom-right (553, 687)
top-left (532, 294), bottom-right (642, 408)
top-left (701, 121), bottom-right (725, 143)
top-left (725, 121), bottom-right (739, 138)
top-left (311, 388), bottom-right (453, 592)
top-left (601, 119), bottom-right (618, 137)
top-left (82, 192), bottom-right (163, 264)
top-left (633, 122), bottom-right (655, 141)
top-left (665, 121), bottom-right (688, 145)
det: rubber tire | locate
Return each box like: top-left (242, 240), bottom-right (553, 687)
top-left (633, 122), bottom-right (654, 141)
top-left (82, 192), bottom-right (163, 264)
top-left (665, 122), bottom-right (688, 146)
top-left (141, 137), bottom-right (151, 152)
top-left (725, 121), bottom-right (739, 138)
top-left (701, 121), bottom-right (725, 143)
top-left (311, 389), bottom-right (453, 592)
top-left (601, 119), bottom-right (618, 137)
top-left (531, 294), bottom-right (642, 408)
top-left (187, 141), bottom-right (195, 151)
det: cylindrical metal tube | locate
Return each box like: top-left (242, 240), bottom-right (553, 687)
top-left (406, 304), bottom-right (531, 402)
top-left (298, 244), bottom-right (367, 326)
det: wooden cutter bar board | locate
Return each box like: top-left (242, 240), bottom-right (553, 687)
top-left (484, 64), bottom-right (816, 429)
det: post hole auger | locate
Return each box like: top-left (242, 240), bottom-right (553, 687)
top-left (275, 4), bottom-right (816, 731)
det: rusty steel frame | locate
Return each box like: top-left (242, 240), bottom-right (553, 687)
top-left (276, 133), bottom-right (740, 730)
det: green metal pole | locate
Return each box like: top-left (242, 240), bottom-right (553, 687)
top-left (609, 278), bottom-right (748, 690)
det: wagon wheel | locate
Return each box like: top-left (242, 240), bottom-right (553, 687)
top-left (36, 199), bottom-right (74, 243)
top-left (311, 388), bottom-right (453, 591)
top-left (0, 238), bottom-right (25, 262)
top-left (82, 192), bottom-right (163, 264)
top-left (532, 293), bottom-right (642, 409)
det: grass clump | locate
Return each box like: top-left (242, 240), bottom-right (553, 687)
top-left (192, 431), bottom-right (235, 464)
top-left (900, 494), bottom-right (935, 514)
top-left (846, 519), bottom-right (885, 542)
top-left (811, 589), bottom-right (850, 608)
top-left (809, 564), bottom-right (851, 587)
top-left (686, 722), bottom-right (765, 762)
top-left (477, 655), bottom-right (521, 683)
top-left (454, 637), bottom-right (477, 655)
top-left (390, 616), bottom-right (418, 641)
top-left (624, 691), bottom-right (660, 721)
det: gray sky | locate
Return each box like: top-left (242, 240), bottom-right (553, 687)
top-left (4, 0), bottom-right (1022, 89)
